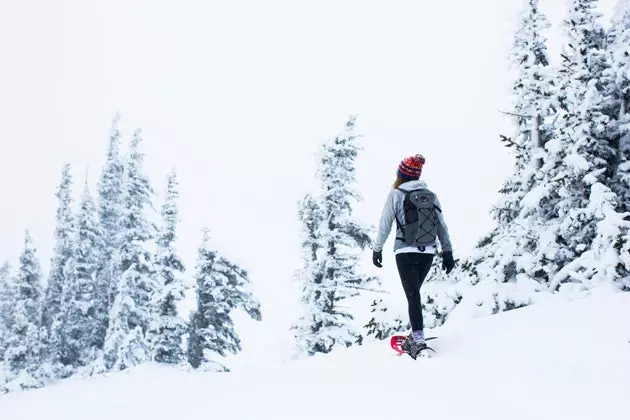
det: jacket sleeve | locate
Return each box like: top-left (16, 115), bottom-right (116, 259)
top-left (434, 195), bottom-right (453, 253)
top-left (373, 189), bottom-right (398, 252)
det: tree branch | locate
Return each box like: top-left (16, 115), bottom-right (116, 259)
top-left (500, 134), bottom-right (526, 149)
top-left (500, 110), bottom-right (532, 118)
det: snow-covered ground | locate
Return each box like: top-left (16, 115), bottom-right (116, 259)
top-left (2, 290), bottom-right (629, 420)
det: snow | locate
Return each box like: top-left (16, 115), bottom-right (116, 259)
top-left (521, 184), bottom-right (549, 210)
top-left (564, 153), bottom-right (591, 172)
top-left (1, 290), bottom-right (628, 420)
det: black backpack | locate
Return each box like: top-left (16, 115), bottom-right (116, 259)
top-left (395, 186), bottom-right (441, 247)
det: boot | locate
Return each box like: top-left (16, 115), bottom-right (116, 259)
top-left (400, 334), bottom-right (430, 360)
top-left (401, 334), bottom-right (428, 360)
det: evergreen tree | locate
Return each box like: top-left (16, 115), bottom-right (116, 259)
top-left (291, 194), bottom-right (327, 353)
top-left (292, 116), bottom-right (377, 356)
top-left (543, 0), bottom-right (617, 278)
top-left (117, 128), bottom-right (157, 332)
top-left (362, 296), bottom-right (409, 341)
top-left (609, 0), bottom-right (630, 210)
top-left (494, 0), bottom-right (554, 226)
top-left (551, 2), bottom-right (630, 292)
top-left (102, 128), bottom-right (156, 370)
top-left (0, 261), bottom-right (14, 361)
top-left (393, 0), bottom-right (557, 327)
top-left (187, 228), bottom-right (261, 371)
top-left (42, 163), bottom-right (75, 363)
top-left (548, 182), bottom-right (630, 292)
top-left (423, 0), bottom-right (630, 323)
top-left (148, 169), bottom-right (187, 364)
top-left (485, 0), bottom-right (614, 288)
top-left (297, 194), bottom-right (325, 266)
top-left (97, 115), bottom-right (125, 308)
top-left (61, 181), bottom-right (107, 368)
top-left (101, 273), bottom-right (149, 372)
top-left (4, 232), bottom-right (43, 378)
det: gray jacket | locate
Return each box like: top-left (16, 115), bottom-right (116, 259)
top-left (373, 180), bottom-right (453, 253)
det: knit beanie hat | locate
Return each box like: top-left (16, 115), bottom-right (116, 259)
top-left (397, 154), bottom-right (425, 180)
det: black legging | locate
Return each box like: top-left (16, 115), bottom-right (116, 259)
top-left (395, 252), bottom-right (434, 332)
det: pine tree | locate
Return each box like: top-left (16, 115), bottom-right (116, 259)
top-left (297, 194), bottom-right (325, 266)
top-left (148, 169), bottom-right (187, 364)
top-left (4, 232), bottom-right (43, 378)
top-left (494, 0), bottom-right (554, 226)
top-left (292, 116), bottom-right (377, 356)
top-left (552, 1), bottom-right (630, 288)
top-left (609, 0), bottom-right (630, 210)
top-left (97, 115), bottom-right (125, 309)
top-left (362, 296), bottom-right (409, 341)
top-left (61, 181), bottom-right (107, 368)
top-left (484, 0), bottom-right (615, 288)
top-left (0, 261), bottom-right (14, 361)
top-left (422, 253), bottom-right (476, 325)
top-left (42, 164), bottom-right (83, 372)
top-left (428, 0), bottom-right (630, 323)
top-left (42, 163), bottom-right (75, 362)
top-left (102, 128), bottom-right (156, 370)
top-left (101, 275), bottom-right (149, 372)
top-left (543, 0), bottom-right (618, 279)
top-left (397, 0), bottom-right (557, 326)
top-left (291, 193), bottom-right (327, 353)
top-left (187, 228), bottom-right (261, 371)
top-left (117, 128), bottom-right (157, 333)
top-left (549, 182), bottom-right (630, 292)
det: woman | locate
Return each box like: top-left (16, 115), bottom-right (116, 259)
top-left (371, 154), bottom-right (455, 359)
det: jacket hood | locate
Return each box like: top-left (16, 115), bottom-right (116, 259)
top-left (397, 179), bottom-right (428, 191)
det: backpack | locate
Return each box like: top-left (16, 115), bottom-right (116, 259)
top-left (395, 186), bottom-right (441, 247)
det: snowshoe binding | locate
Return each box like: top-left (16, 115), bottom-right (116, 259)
top-left (391, 334), bottom-right (436, 359)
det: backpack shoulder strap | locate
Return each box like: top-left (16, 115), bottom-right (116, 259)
top-left (394, 186), bottom-right (410, 236)
top-left (394, 187), bottom-right (403, 230)
top-left (430, 190), bottom-right (442, 212)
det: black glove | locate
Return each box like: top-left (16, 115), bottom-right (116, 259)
top-left (442, 251), bottom-right (454, 274)
top-left (372, 250), bottom-right (382, 268)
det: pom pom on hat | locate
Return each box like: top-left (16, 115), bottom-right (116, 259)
top-left (397, 154), bottom-right (425, 180)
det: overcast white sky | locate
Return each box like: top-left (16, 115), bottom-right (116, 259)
top-left (0, 0), bottom-right (618, 365)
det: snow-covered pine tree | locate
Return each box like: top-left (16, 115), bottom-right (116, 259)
top-left (362, 296), bottom-right (409, 341)
top-left (101, 273), bottom-right (149, 372)
top-left (549, 182), bottom-right (630, 292)
top-left (0, 261), bottom-right (14, 361)
top-left (3, 232), bottom-right (43, 384)
top-left (187, 228), bottom-right (261, 371)
top-left (42, 163), bottom-right (75, 365)
top-left (296, 194), bottom-right (325, 271)
top-left (493, 0), bottom-right (553, 226)
top-left (147, 169), bottom-right (187, 365)
top-left (443, 0), bottom-right (630, 321)
top-left (422, 252), bottom-right (475, 326)
top-left (102, 128), bottom-right (156, 371)
top-left (97, 115), bottom-right (125, 309)
top-left (608, 0), bottom-right (630, 210)
top-left (60, 181), bottom-right (107, 368)
top-left (542, 0), bottom-right (622, 290)
top-left (402, 0), bottom-right (558, 322)
top-left (292, 116), bottom-right (377, 356)
top-left (291, 193), bottom-right (328, 352)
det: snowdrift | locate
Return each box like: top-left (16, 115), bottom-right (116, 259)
top-left (1, 290), bottom-right (629, 420)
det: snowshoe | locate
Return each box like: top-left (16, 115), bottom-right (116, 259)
top-left (390, 334), bottom-right (436, 359)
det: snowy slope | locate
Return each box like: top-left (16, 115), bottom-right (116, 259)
top-left (1, 290), bottom-right (629, 420)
